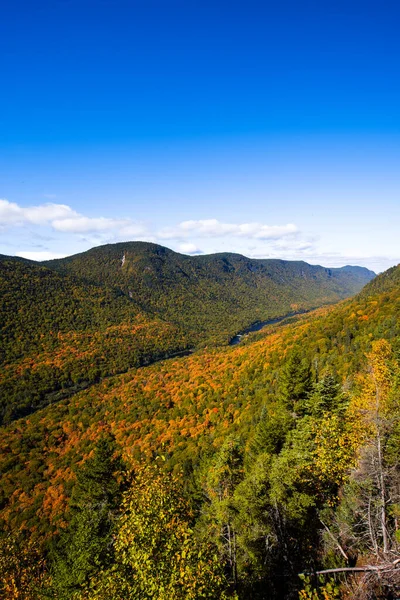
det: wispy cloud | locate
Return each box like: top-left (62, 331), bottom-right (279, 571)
top-left (0, 199), bottom-right (74, 227)
top-left (0, 200), bottom-right (299, 247)
top-left (52, 216), bottom-right (131, 233)
top-left (158, 219), bottom-right (298, 240)
top-left (1, 198), bottom-right (396, 272)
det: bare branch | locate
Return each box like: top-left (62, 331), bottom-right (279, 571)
top-left (320, 519), bottom-right (349, 561)
top-left (302, 558), bottom-right (400, 576)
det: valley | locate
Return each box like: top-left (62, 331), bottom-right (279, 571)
top-left (0, 244), bottom-right (373, 426)
top-left (2, 2), bottom-right (396, 597)
top-left (2, 244), bottom-right (400, 599)
top-left (229, 309), bottom-right (310, 344)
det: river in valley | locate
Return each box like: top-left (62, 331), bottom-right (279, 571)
top-left (229, 311), bottom-right (307, 345)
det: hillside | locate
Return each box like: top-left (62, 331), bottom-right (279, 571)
top-left (0, 255), bottom-right (190, 425)
top-left (44, 242), bottom-right (375, 345)
top-left (0, 244), bottom-right (374, 426)
top-left (1, 264), bottom-right (398, 530)
top-left (2, 248), bottom-right (393, 599)
top-left (1, 262), bottom-right (400, 598)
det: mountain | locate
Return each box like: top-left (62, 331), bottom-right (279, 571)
top-left (44, 241), bottom-right (375, 345)
top-left (0, 254), bottom-right (190, 425)
top-left (0, 256), bottom-right (390, 535)
top-left (358, 262), bottom-right (400, 297)
top-left (0, 245), bottom-right (374, 426)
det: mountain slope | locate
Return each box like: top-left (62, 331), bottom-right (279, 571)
top-left (44, 241), bottom-right (375, 345)
top-left (1, 260), bottom-right (399, 599)
top-left (1, 261), bottom-right (397, 540)
top-left (0, 255), bottom-right (190, 425)
top-left (358, 262), bottom-right (400, 297)
top-left (0, 245), bottom-right (374, 425)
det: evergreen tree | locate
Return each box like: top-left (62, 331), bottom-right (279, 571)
top-left (199, 437), bottom-right (244, 588)
top-left (50, 434), bottom-right (126, 599)
top-left (250, 401), bottom-right (292, 457)
top-left (279, 348), bottom-right (313, 415)
top-left (306, 373), bottom-right (346, 416)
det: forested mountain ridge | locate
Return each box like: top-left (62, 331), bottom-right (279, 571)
top-left (1, 258), bottom-right (399, 598)
top-left (44, 241), bottom-right (375, 345)
top-left (0, 245), bottom-right (374, 426)
top-left (0, 255), bottom-right (190, 425)
top-left (358, 261), bottom-right (400, 297)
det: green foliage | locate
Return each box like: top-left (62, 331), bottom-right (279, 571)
top-left (7, 250), bottom-right (400, 599)
top-left (228, 452), bottom-right (276, 596)
top-left (0, 255), bottom-right (190, 425)
top-left (250, 402), bottom-right (292, 456)
top-left (83, 463), bottom-right (230, 599)
top-left (0, 257), bottom-right (395, 543)
top-left (70, 434), bottom-right (126, 511)
top-left (198, 437), bottom-right (244, 588)
top-left (298, 575), bottom-right (341, 600)
top-left (0, 244), bottom-right (374, 425)
top-left (45, 241), bottom-right (374, 348)
top-left (305, 374), bottom-right (347, 416)
top-left (278, 348), bottom-right (313, 414)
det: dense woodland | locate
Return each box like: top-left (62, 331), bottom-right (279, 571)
top-left (2, 244), bottom-right (400, 598)
top-left (44, 242), bottom-right (374, 346)
top-left (0, 255), bottom-right (191, 425)
top-left (0, 244), bottom-right (373, 426)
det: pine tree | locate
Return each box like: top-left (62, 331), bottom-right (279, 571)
top-left (50, 434), bottom-right (126, 599)
top-left (306, 373), bottom-right (346, 416)
top-left (279, 348), bottom-right (313, 415)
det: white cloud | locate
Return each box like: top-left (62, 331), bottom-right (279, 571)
top-left (0, 198), bottom-right (147, 236)
top-left (0, 199), bottom-right (76, 226)
top-left (52, 216), bottom-right (130, 233)
top-left (242, 243), bottom-right (396, 273)
top-left (0, 201), bottom-right (300, 256)
top-left (25, 204), bottom-right (78, 225)
top-left (4, 198), bottom-right (393, 272)
top-left (158, 219), bottom-right (298, 240)
top-left (119, 223), bottom-right (152, 238)
top-left (177, 242), bottom-right (203, 255)
top-left (15, 251), bottom-right (68, 261)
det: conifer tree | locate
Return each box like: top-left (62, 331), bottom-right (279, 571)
top-left (306, 373), bottom-right (346, 416)
top-left (50, 434), bottom-right (126, 599)
top-left (278, 348), bottom-right (313, 415)
top-left (199, 437), bottom-right (244, 588)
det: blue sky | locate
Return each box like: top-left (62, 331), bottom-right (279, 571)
top-left (1, 0), bottom-right (399, 272)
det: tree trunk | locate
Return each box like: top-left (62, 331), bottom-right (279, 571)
top-left (374, 372), bottom-right (389, 554)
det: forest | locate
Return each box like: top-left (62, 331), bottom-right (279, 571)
top-left (0, 245), bottom-right (373, 425)
top-left (44, 242), bottom-right (375, 346)
top-left (1, 245), bottom-right (400, 598)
